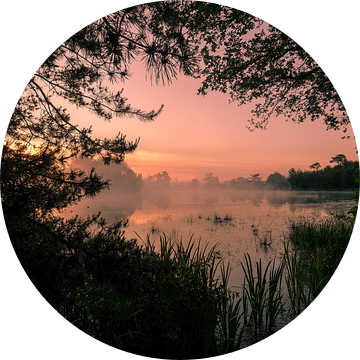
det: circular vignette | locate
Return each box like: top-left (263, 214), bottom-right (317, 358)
top-left (1, 1), bottom-right (359, 360)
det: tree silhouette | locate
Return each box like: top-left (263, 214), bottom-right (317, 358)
top-left (202, 172), bottom-right (220, 187)
top-left (330, 154), bottom-right (347, 166)
top-left (183, 2), bottom-right (349, 133)
top-left (1, 3), bottom-right (198, 313)
top-left (309, 162), bottom-right (321, 171)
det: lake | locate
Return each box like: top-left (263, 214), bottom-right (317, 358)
top-left (65, 189), bottom-right (355, 289)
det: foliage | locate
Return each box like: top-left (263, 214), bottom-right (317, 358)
top-left (203, 172), bottom-right (220, 187)
top-left (1, 5), bottom-right (202, 357)
top-left (144, 171), bottom-right (171, 188)
top-left (348, 164), bottom-right (359, 221)
top-left (266, 172), bottom-right (290, 190)
top-left (284, 217), bottom-right (353, 313)
top-left (188, 177), bottom-right (201, 189)
top-left (330, 154), bottom-right (348, 166)
top-left (283, 245), bottom-right (310, 315)
top-left (287, 159), bottom-right (359, 191)
top-left (309, 162), bottom-right (321, 171)
top-left (2, 1), bottom-right (198, 221)
top-left (217, 263), bottom-right (245, 354)
top-left (184, 2), bottom-right (349, 133)
top-left (240, 253), bottom-right (284, 333)
top-left (65, 233), bottom-right (231, 358)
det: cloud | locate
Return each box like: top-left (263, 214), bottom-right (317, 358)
top-left (125, 150), bottom-right (260, 181)
top-left (127, 150), bottom-right (182, 164)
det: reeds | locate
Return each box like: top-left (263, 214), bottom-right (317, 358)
top-left (265, 259), bottom-right (284, 331)
top-left (283, 244), bottom-right (310, 315)
top-left (241, 254), bottom-right (270, 331)
top-left (61, 215), bottom-right (353, 357)
top-left (204, 212), bottom-right (234, 224)
top-left (240, 253), bottom-right (284, 333)
top-left (285, 217), bottom-right (352, 310)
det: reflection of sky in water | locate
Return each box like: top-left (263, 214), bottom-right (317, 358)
top-left (66, 190), bottom-right (355, 289)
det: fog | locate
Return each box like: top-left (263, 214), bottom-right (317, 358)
top-left (63, 159), bottom-right (354, 223)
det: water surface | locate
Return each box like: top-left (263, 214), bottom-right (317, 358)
top-left (67, 189), bottom-right (355, 288)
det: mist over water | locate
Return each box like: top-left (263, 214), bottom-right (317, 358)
top-left (64, 166), bottom-right (355, 289)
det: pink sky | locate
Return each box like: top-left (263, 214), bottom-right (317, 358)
top-left (74, 60), bottom-right (358, 182)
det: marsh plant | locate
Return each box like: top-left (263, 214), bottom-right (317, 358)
top-left (240, 254), bottom-right (284, 334)
top-left (216, 263), bottom-right (245, 354)
top-left (283, 217), bottom-right (353, 313)
top-left (14, 214), bottom-right (351, 358)
top-left (207, 212), bottom-right (234, 224)
top-left (283, 244), bottom-right (311, 315)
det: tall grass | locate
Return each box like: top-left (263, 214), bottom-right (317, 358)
top-left (241, 254), bottom-right (271, 331)
top-left (265, 259), bottom-right (284, 331)
top-left (137, 234), bottom-right (251, 355)
top-left (286, 217), bottom-right (353, 308)
top-left (217, 263), bottom-right (245, 354)
top-left (241, 253), bottom-right (284, 334)
top-left (283, 244), bottom-right (311, 315)
top-left (63, 215), bottom-right (353, 357)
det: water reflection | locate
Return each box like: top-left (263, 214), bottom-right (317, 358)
top-left (66, 189), bottom-right (355, 224)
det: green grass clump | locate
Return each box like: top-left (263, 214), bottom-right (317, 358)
top-left (240, 253), bottom-right (284, 334)
top-left (286, 217), bottom-right (353, 304)
top-left (63, 232), bottom-right (240, 359)
top-left (12, 203), bottom-right (353, 358)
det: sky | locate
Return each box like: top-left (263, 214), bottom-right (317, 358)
top-left (73, 59), bottom-right (357, 183)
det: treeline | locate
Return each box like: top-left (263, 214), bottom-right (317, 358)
top-left (287, 160), bottom-right (358, 191)
top-left (187, 155), bottom-right (359, 192)
top-left (74, 155), bottom-right (358, 193)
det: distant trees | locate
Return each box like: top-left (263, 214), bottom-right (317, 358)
top-left (227, 177), bottom-right (248, 190)
top-left (309, 162), bottom-right (321, 171)
top-left (224, 172), bottom-right (288, 190)
top-left (203, 172), bottom-right (220, 187)
top-left (287, 159), bottom-right (358, 190)
top-left (194, 160), bottom-right (358, 192)
top-left (69, 159), bottom-right (143, 193)
top-left (330, 154), bottom-right (347, 166)
top-left (188, 178), bottom-right (201, 189)
top-left (266, 172), bottom-right (290, 190)
top-left (247, 173), bottom-right (263, 185)
top-left (144, 171), bottom-right (171, 189)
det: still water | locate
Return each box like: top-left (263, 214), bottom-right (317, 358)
top-left (66, 189), bottom-right (355, 289)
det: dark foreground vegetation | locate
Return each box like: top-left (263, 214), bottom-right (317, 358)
top-left (4, 201), bottom-right (355, 358)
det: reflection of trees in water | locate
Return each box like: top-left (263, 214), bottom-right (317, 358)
top-left (229, 191), bottom-right (264, 206)
top-left (144, 191), bottom-right (171, 209)
top-left (228, 193), bottom-right (246, 202)
top-left (266, 193), bottom-right (289, 208)
top-left (111, 194), bottom-right (144, 220)
top-left (266, 191), bottom-right (355, 209)
top-left (188, 193), bottom-right (201, 203)
top-left (203, 196), bottom-right (219, 206)
top-left (65, 192), bottom-right (144, 222)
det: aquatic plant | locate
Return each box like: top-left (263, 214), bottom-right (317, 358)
top-left (284, 217), bottom-right (353, 315)
top-left (265, 259), bottom-right (284, 331)
top-left (240, 253), bottom-right (285, 335)
top-left (213, 213), bottom-right (224, 224)
top-left (217, 263), bottom-right (245, 354)
top-left (241, 253), bottom-right (271, 331)
top-left (251, 224), bottom-right (259, 237)
top-left (283, 244), bottom-right (310, 315)
top-left (259, 230), bottom-right (273, 247)
top-left (223, 213), bottom-right (233, 222)
top-left (24, 212), bottom-right (353, 358)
